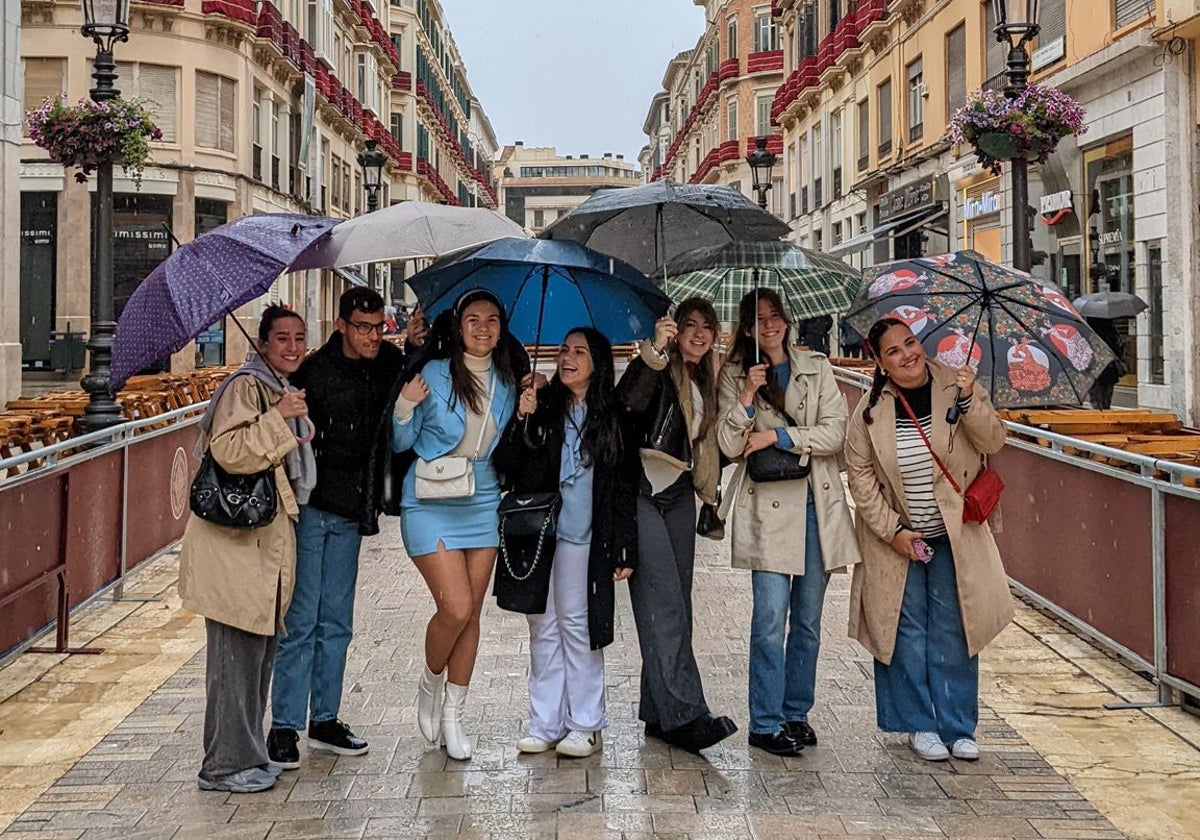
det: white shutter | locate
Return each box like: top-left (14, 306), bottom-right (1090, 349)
top-left (1114, 0), bottom-right (1148, 28)
top-left (1039, 0), bottom-right (1066, 45)
top-left (946, 24), bottom-right (966, 114)
top-left (139, 64), bottom-right (177, 143)
top-left (23, 58), bottom-right (66, 134)
top-left (218, 77), bottom-right (236, 153)
top-left (195, 71), bottom-right (219, 150)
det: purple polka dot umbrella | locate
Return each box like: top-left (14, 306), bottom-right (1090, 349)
top-left (111, 213), bottom-right (337, 391)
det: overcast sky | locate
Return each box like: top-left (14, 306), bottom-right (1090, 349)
top-left (440, 0), bottom-right (705, 168)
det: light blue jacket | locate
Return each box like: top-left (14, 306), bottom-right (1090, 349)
top-left (391, 357), bottom-right (517, 461)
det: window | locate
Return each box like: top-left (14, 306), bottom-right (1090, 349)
top-left (755, 94), bottom-right (772, 136)
top-left (532, 209), bottom-right (544, 229)
top-left (355, 50), bottom-right (380, 115)
top-left (116, 62), bottom-right (178, 143)
top-left (1115, 0), bottom-right (1147, 28)
top-left (22, 58), bottom-right (65, 136)
top-left (331, 153), bottom-right (342, 209)
top-left (877, 78), bottom-right (892, 156)
top-left (252, 89), bottom-right (263, 181)
top-left (390, 113), bottom-right (404, 150)
top-left (812, 123), bottom-right (823, 207)
top-left (727, 17), bottom-right (738, 59)
top-left (946, 24), bottom-right (966, 116)
top-left (907, 57), bottom-right (924, 142)
top-left (984, 3), bottom-right (1006, 89)
top-left (727, 98), bottom-right (738, 142)
top-left (307, 0), bottom-right (335, 63)
top-left (828, 0), bottom-right (841, 33)
top-left (857, 97), bottom-right (869, 171)
top-left (1037, 0), bottom-right (1066, 67)
top-left (753, 11), bottom-right (779, 52)
top-left (195, 71), bottom-right (235, 153)
top-left (831, 109), bottom-right (842, 200)
top-left (832, 220), bottom-right (843, 245)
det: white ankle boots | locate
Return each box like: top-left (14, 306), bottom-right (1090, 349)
top-left (418, 667), bottom-right (471, 760)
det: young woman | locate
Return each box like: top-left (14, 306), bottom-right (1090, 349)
top-left (180, 305), bottom-right (315, 793)
top-left (494, 327), bottom-right (640, 758)
top-left (616, 297), bottom-right (737, 754)
top-left (844, 317), bottom-right (1013, 762)
top-left (716, 289), bottom-right (860, 756)
top-left (392, 289), bottom-right (525, 761)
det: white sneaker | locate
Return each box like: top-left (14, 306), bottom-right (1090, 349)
top-left (950, 738), bottom-right (980, 760)
top-left (909, 731), bottom-right (950, 761)
top-left (555, 730), bottom-right (601, 758)
top-left (516, 734), bottom-right (560, 754)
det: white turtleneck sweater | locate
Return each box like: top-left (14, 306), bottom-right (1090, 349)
top-left (395, 352), bottom-right (496, 458)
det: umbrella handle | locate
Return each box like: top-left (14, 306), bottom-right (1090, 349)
top-left (945, 388), bottom-right (963, 424)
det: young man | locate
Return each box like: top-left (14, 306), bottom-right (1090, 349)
top-left (267, 288), bottom-right (424, 768)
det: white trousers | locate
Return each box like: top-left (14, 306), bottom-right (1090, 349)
top-left (525, 539), bottom-right (607, 740)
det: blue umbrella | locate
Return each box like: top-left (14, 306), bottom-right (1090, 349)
top-left (407, 237), bottom-right (671, 347)
top-left (111, 213), bottom-right (337, 390)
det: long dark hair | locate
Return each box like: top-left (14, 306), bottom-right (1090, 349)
top-left (862, 317), bottom-right (905, 425)
top-left (425, 289), bottom-right (520, 414)
top-left (728, 287), bottom-right (790, 413)
top-left (670, 297), bottom-right (719, 443)
top-left (257, 304), bottom-right (304, 341)
top-left (543, 327), bottom-right (622, 466)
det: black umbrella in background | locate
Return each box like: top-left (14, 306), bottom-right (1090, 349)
top-left (540, 180), bottom-right (791, 279)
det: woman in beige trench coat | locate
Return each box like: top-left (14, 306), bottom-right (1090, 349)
top-left (717, 289), bottom-right (861, 757)
top-left (844, 317), bottom-right (1013, 763)
top-left (179, 305), bottom-right (315, 794)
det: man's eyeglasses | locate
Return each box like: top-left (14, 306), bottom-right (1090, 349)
top-left (347, 320), bottom-right (387, 336)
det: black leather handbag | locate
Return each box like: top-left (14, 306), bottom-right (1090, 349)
top-left (746, 408), bottom-right (811, 483)
top-left (494, 491), bottom-right (562, 614)
top-left (189, 452), bottom-right (278, 529)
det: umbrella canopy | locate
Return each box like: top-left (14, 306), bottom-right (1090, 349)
top-left (406, 237), bottom-right (671, 346)
top-left (845, 250), bottom-right (1117, 408)
top-left (661, 240), bottom-right (861, 323)
top-left (291, 200), bottom-right (526, 269)
top-left (539, 180), bottom-right (791, 277)
top-left (1071, 290), bottom-right (1147, 320)
top-left (111, 213), bottom-right (337, 390)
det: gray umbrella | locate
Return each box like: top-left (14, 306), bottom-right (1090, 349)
top-left (540, 180), bottom-right (791, 277)
top-left (1071, 291), bottom-right (1148, 319)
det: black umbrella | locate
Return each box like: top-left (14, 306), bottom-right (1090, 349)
top-left (1071, 291), bottom-right (1147, 320)
top-left (540, 179), bottom-right (791, 278)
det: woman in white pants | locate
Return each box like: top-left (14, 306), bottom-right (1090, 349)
top-left (494, 327), bottom-right (639, 757)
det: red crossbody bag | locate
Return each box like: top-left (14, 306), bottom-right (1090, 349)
top-left (895, 391), bottom-right (1004, 525)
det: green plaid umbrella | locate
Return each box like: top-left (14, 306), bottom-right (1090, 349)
top-left (661, 240), bottom-right (861, 322)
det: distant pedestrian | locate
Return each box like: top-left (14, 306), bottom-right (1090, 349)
top-left (494, 327), bottom-right (640, 759)
top-left (392, 289), bottom-right (529, 761)
top-left (1085, 317), bottom-right (1127, 410)
top-left (180, 306), bottom-right (314, 794)
top-left (839, 316), bottom-right (864, 358)
top-left (717, 289), bottom-right (860, 757)
top-left (617, 299), bottom-right (738, 754)
top-left (267, 288), bottom-right (416, 771)
top-left (796, 315), bottom-right (833, 355)
top-left (844, 317), bottom-right (1013, 763)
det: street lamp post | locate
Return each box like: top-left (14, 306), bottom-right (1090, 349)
top-left (78, 0), bottom-right (131, 433)
top-left (357, 139), bottom-right (387, 213)
top-left (992, 0), bottom-right (1040, 273)
top-left (746, 136), bottom-right (778, 212)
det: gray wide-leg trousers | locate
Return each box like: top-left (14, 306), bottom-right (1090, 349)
top-left (201, 618), bottom-right (277, 782)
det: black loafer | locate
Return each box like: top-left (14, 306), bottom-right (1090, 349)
top-left (662, 713), bottom-right (738, 754)
top-left (784, 720), bottom-right (817, 746)
top-left (749, 729), bottom-right (804, 756)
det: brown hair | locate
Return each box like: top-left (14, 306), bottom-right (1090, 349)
top-left (670, 297), bottom-right (719, 443)
top-left (862, 317), bottom-right (906, 425)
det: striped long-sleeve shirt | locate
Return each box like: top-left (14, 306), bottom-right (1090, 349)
top-left (893, 380), bottom-right (972, 539)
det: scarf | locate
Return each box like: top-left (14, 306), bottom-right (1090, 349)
top-left (195, 353), bottom-right (318, 506)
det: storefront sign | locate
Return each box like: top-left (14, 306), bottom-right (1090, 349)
top-left (963, 190), bottom-right (1000, 221)
top-left (1040, 190), bottom-right (1073, 215)
top-left (1032, 36), bottom-right (1065, 71)
top-left (878, 175), bottom-right (937, 223)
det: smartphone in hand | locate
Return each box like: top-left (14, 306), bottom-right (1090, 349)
top-left (912, 538), bottom-right (934, 564)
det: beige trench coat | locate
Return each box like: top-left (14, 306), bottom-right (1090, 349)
top-left (179, 375), bottom-right (301, 637)
top-left (716, 348), bottom-right (861, 575)
top-left (844, 360), bottom-right (1014, 664)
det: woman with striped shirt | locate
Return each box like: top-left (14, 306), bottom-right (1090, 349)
top-left (844, 318), bottom-right (1013, 763)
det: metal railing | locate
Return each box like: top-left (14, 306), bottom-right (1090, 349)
top-left (833, 365), bottom-right (1200, 706)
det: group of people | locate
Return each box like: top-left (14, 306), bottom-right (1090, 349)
top-left (179, 283), bottom-right (1013, 794)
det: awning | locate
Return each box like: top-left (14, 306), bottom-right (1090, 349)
top-left (827, 205), bottom-right (947, 258)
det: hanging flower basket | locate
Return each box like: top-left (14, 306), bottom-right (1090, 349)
top-left (26, 96), bottom-right (163, 188)
top-left (949, 85), bottom-right (1087, 175)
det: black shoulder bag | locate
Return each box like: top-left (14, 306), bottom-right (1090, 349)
top-left (746, 407), bottom-right (811, 483)
top-left (493, 491), bottom-right (562, 614)
top-left (189, 379), bottom-right (279, 529)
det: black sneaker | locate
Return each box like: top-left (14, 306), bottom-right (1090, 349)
top-left (749, 729), bottom-right (804, 757)
top-left (308, 718), bottom-right (369, 757)
top-left (784, 720), bottom-right (818, 746)
top-left (266, 728), bottom-right (300, 770)
top-left (661, 713), bottom-right (738, 754)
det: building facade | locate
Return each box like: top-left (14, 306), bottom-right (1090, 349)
top-left (17, 0), bottom-right (497, 379)
top-left (642, 0), bottom-right (788, 215)
top-left (496, 144), bottom-right (640, 235)
top-left (0, 0), bottom-right (18, 402)
top-left (772, 0), bottom-right (1200, 421)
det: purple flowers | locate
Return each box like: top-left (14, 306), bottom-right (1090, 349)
top-left (948, 85), bottom-right (1087, 175)
top-left (26, 96), bottom-right (164, 188)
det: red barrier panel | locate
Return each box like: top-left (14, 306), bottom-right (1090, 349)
top-left (125, 426), bottom-right (200, 573)
top-left (1165, 492), bottom-right (1200, 687)
top-left (0, 472), bottom-right (68, 654)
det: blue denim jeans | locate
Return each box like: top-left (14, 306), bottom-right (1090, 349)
top-left (271, 505), bottom-right (363, 731)
top-left (873, 535), bottom-right (978, 742)
top-left (748, 495), bottom-right (830, 735)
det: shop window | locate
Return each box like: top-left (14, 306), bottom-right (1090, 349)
top-left (1147, 241), bottom-right (1164, 385)
top-left (20, 193), bottom-right (58, 368)
top-left (1085, 140), bottom-right (1137, 379)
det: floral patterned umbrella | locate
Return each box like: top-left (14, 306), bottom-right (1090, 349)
top-left (845, 250), bottom-right (1116, 408)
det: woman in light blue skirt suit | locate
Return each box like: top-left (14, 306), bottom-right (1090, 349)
top-left (392, 289), bottom-right (527, 760)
